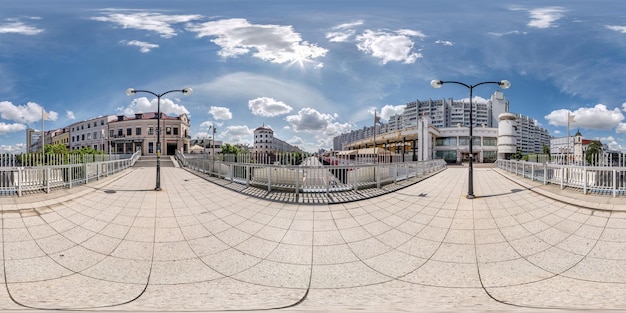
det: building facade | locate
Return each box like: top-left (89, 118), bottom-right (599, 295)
top-left (253, 126), bottom-right (302, 154)
top-left (333, 90), bottom-right (551, 162)
top-left (69, 115), bottom-right (117, 152)
top-left (108, 112), bottom-right (190, 155)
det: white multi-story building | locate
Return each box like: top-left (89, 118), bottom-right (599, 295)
top-left (333, 90), bottom-right (551, 161)
top-left (253, 126), bottom-right (302, 154)
top-left (69, 115), bottom-right (117, 152)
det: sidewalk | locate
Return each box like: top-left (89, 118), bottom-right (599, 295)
top-left (0, 166), bottom-right (625, 312)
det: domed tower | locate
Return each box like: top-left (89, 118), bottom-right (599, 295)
top-left (497, 112), bottom-right (517, 159)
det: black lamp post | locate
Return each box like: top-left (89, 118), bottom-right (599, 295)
top-left (126, 87), bottom-right (192, 191)
top-left (430, 79), bottom-right (510, 199)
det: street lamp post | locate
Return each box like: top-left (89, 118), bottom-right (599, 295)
top-left (126, 87), bottom-right (192, 191)
top-left (430, 79), bottom-right (510, 199)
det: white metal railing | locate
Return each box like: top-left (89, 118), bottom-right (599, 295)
top-left (495, 159), bottom-right (626, 197)
top-left (0, 151), bottom-right (141, 197)
top-left (176, 151), bottom-right (446, 194)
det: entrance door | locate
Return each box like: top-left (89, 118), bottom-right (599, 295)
top-left (166, 143), bottom-right (177, 155)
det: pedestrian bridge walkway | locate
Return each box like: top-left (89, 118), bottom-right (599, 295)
top-left (0, 166), bottom-right (625, 312)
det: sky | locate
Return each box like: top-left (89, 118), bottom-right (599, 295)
top-left (1, 0), bottom-right (626, 153)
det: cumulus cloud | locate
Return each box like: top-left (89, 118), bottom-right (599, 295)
top-left (209, 106), bottom-right (232, 120)
top-left (617, 123), bottom-right (626, 134)
top-left (186, 18), bottom-right (327, 65)
top-left (544, 104), bottom-right (624, 130)
top-left (527, 7), bottom-right (565, 29)
top-left (0, 18), bottom-right (43, 35)
top-left (0, 122), bottom-right (27, 135)
top-left (66, 111), bottom-right (75, 119)
top-left (248, 97), bottom-right (293, 117)
top-left (0, 101), bottom-right (58, 123)
top-left (221, 125), bottom-right (253, 144)
top-left (380, 104), bottom-right (405, 120)
top-left (286, 107), bottom-right (352, 137)
top-left (92, 11), bottom-right (202, 38)
top-left (118, 97), bottom-right (189, 116)
top-left (123, 40), bottom-right (159, 53)
top-left (356, 29), bottom-right (425, 64)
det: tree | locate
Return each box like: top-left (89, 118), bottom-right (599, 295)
top-left (585, 141), bottom-right (602, 166)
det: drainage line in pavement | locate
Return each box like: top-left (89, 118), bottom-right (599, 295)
top-left (472, 181), bottom-right (619, 311)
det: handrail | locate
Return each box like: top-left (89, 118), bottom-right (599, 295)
top-left (495, 159), bottom-right (626, 197)
top-left (0, 150), bottom-right (141, 197)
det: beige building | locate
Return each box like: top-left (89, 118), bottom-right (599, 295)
top-left (108, 112), bottom-right (190, 155)
top-left (51, 127), bottom-right (70, 149)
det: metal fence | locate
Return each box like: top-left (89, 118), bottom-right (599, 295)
top-left (0, 151), bottom-right (140, 196)
top-left (177, 151), bottom-right (447, 195)
top-left (496, 159), bottom-right (626, 197)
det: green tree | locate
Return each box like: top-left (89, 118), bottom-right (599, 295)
top-left (585, 141), bottom-right (602, 166)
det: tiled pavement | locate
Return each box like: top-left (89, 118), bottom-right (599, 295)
top-left (1, 166), bottom-right (625, 313)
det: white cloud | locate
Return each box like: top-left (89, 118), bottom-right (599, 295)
top-left (458, 96), bottom-right (490, 104)
top-left (380, 104), bottom-right (405, 120)
top-left (66, 111), bottom-right (75, 119)
top-left (248, 97), bottom-right (293, 117)
top-left (616, 123), bottom-right (626, 134)
top-left (119, 97), bottom-right (189, 116)
top-left (326, 20), bottom-right (363, 42)
top-left (0, 143), bottom-right (26, 154)
top-left (209, 106), bottom-right (232, 120)
top-left (186, 18), bottom-right (327, 65)
top-left (553, 130), bottom-right (561, 135)
top-left (0, 19), bottom-right (43, 35)
top-left (123, 40), bottom-right (159, 53)
top-left (286, 107), bottom-right (352, 137)
top-left (221, 125), bottom-right (253, 144)
top-left (488, 30), bottom-right (527, 37)
top-left (606, 25), bottom-right (626, 34)
top-left (435, 40), bottom-right (454, 46)
top-left (0, 101), bottom-right (58, 123)
top-left (544, 105), bottom-right (624, 130)
top-left (92, 11), bottom-right (202, 38)
top-left (622, 102), bottom-right (626, 112)
top-left (356, 29), bottom-right (424, 64)
top-left (0, 122), bottom-right (27, 135)
top-left (199, 121), bottom-right (213, 130)
top-left (527, 7), bottom-right (565, 29)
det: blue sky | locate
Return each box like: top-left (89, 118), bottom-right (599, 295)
top-left (1, 0), bottom-right (625, 153)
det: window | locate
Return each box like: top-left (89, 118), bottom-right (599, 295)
top-left (148, 127), bottom-right (154, 135)
top-left (93, 131), bottom-right (98, 139)
top-left (101, 120), bottom-right (104, 125)
top-left (87, 133), bottom-right (91, 140)
top-left (81, 134), bottom-right (85, 140)
top-left (136, 127), bottom-right (141, 135)
top-left (117, 129), bottom-right (123, 136)
top-left (148, 142), bottom-right (154, 154)
top-left (166, 127), bottom-right (172, 135)
top-left (173, 127), bottom-right (178, 135)
top-left (88, 123), bottom-right (90, 128)
top-left (110, 129), bottom-right (114, 137)
top-left (94, 122), bottom-right (97, 127)
top-left (483, 137), bottom-right (497, 146)
top-left (126, 128), bottom-right (132, 136)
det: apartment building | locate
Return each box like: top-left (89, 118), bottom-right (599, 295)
top-left (69, 115), bottom-right (117, 152)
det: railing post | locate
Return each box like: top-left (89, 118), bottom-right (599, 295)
top-left (268, 167), bottom-right (271, 192)
top-left (295, 168), bottom-right (299, 200)
top-left (560, 167), bottom-right (564, 190)
top-left (543, 163), bottom-right (547, 185)
top-left (246, 165), bottom-right (250, 187)
top-left (583, 166), bottom-right (587, 195)
top-left (613, 169), bottom-right (617, 197)
top-left (17, 168), bottom-right (22, 197)
top-left (46, 167), bottom-right (50, 193)
top-left (84, 163), bottom-right (88, 185)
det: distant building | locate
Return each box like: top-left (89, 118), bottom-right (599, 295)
top-left (189, 138), bottom-right (223, 155)
top-left (108, 112), bottom-right (190, 155)
top-left (69, 115), bottom-right (117, 152)
top-left (333, 91), bottom-right (551, 162)
top-left (252, 126), bottom-right (302, 155)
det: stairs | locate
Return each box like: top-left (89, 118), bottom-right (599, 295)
top-left (134, 156), bottom-right (176, 167)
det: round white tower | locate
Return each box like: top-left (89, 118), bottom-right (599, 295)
top-left (497, 112), bottom-right (517, 159)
